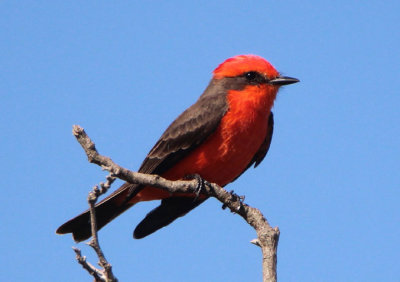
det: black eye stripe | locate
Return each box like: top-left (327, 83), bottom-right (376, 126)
top-left (216, 72), bottom-right (269, 91)
top-left (243, 71), bottom-right (267, 84)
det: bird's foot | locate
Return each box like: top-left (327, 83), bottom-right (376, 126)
top-left (184, 174), bottom-right (207, 201)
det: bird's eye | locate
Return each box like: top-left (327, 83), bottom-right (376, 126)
top-left (245, 71), bottom-right (257, 81)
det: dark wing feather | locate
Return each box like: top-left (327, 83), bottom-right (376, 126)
top-left (138, 80), bottom-right (229, 175)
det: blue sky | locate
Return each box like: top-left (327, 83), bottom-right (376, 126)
top-left (1, 1), bottom-right (399, 281)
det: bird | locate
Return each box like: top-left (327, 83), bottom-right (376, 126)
top-left (56, 54), bottom-right (299, 242)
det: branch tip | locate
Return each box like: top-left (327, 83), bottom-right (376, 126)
top-left (72, 125), bottom-right (84, 136)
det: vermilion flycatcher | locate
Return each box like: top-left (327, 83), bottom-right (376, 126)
top-left (57, 55), bottom-right (299, 241)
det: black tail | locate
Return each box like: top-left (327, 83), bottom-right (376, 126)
top-left (56, 183), bottom-right (136, 242)
top-left (133, 197), bottom-right (206, 239)
top-left (57, 184), bottom-right (206, 241)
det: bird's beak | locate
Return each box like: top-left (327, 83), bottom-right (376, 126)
top-left (269, 76), bottom-right (300, 86)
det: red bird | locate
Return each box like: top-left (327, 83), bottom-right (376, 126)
top-left (57, 55), bottom-right (299, 241)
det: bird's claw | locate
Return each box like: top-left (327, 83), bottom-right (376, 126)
top-left (184, 174), bottom-right (205, 201)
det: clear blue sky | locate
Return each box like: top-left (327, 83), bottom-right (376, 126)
top-left (1, 1), bottom-right (399, 281)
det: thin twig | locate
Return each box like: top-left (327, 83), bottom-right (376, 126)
top-left (72, 173), bottom-right (118, 282)
top-left (72, 247), bottom-right (104, 282)
top-left (72, 125), bottom-right (279, 282)
top-left (87, 174), bottom-right (117, 281)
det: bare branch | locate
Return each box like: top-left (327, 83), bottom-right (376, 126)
top-left (87, 174), bottom-right (117, 282)
top-left (72, 247), bottom-right (104, 282)
top-left (72, 125), bottom-right (279, 282)
top-left (72, 173), bottom-right (118, 282)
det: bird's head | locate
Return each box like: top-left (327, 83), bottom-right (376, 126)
top-left (213, 54), bottom-right (299, 88)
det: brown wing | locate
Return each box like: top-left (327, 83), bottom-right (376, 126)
top-left (138, 80), bottom-right (229, 175)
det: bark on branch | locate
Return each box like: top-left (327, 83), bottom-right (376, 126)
top-left (71, 125), bottom-right (280, 282)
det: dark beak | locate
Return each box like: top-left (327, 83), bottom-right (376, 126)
top-left (269, 76), bottom-right (300, 86)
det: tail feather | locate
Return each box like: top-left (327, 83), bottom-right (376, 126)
top-left (57, 183), bottom-right (207, 241)
top-left (56, 201), bottom-right (134, 242)
top-left (56, 183), bottom-right (137, 242)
